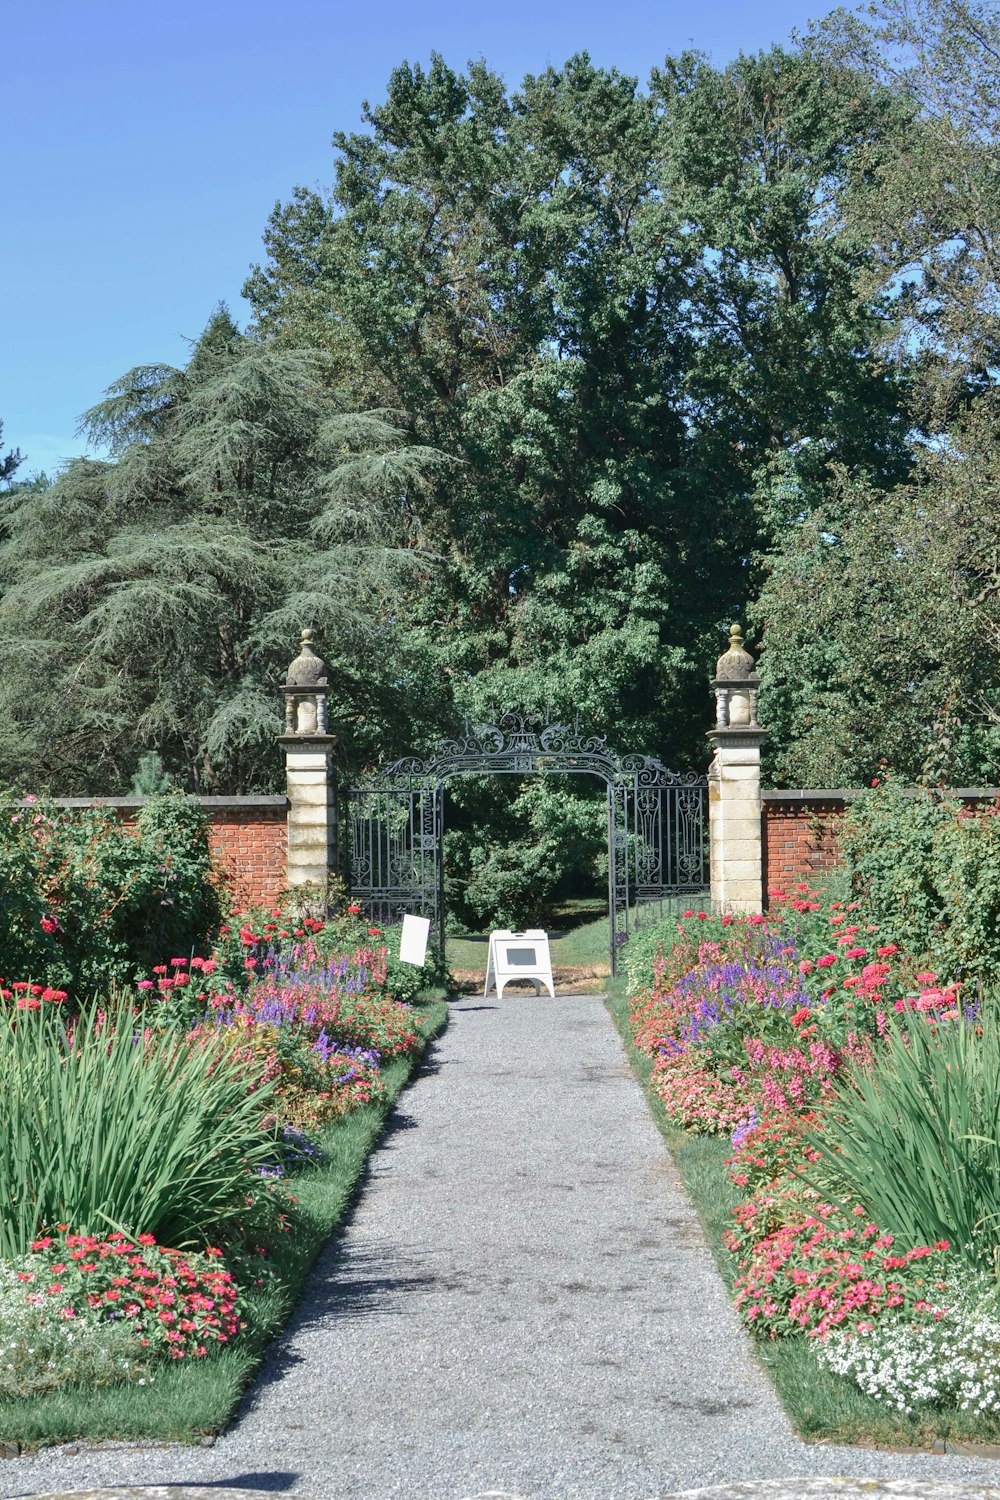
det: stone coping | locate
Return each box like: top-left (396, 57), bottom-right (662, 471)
top-left (7, 797), bottom-right (288, 810)
top-left (665, 1482), bottom-right (1000, 1500)
top-left (762, 788), bottom-right (1000, 802)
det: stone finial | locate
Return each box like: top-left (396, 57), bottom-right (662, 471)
top-left (285, 628), bottom-right (328, 688)
top-left (715, 623), bottom-right (756, 682)
top-left (711, 622), bottom-right (761, 731)
top-left (281, 629), bottom-right (331, 737)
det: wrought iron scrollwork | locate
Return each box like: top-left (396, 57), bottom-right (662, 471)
top-left (347, 712), bottom-right (707, 975)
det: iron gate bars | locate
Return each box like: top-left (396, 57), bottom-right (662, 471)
top-left (346, 713), bottom-right (707, 976)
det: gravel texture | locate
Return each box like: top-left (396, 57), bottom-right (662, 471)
top-left (3, 994), bottom-right (1000, 1500)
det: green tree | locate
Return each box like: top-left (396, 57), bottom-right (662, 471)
top-left (0, 308), bottom-right (448, 793)
top-left (652, 45), bottom-right (917, 534)
top-left (755, 395), bottom-right (1000, 787)
top-left (754, 0), bottom-right (1000, 789)
top-left (0, 420), bottom-right (22, 488)
top-left (809, 0), bottom-right (1000, 418)
top-left (246, 49), bottom-right (915, 769)
top-left (241, 47), bottom-right (928, 923)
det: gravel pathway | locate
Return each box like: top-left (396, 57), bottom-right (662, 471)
top-left (4, 994), bottom-right (1000, 1500)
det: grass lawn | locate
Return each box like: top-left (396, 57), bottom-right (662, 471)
top-left (604, 979), bottom-right (1000, 1452)
top-left (447, 898), bottom-right (702, 982)
top-left (448, 908), bottom-right (609, 976)
top-left (0, 993), bottom-right (450, 1450)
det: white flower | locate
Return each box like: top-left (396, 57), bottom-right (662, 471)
top-left (815, 1277), bottom-right (1000, 1415)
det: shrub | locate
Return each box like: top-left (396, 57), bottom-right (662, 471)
top-left (0, 996), bottom-right (281, 1258)
top-left (0, 793), bottom-right (223, 997)
top-left (838, 776), bottom-right (1000, 979)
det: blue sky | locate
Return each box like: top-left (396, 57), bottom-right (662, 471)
top-left (5, 0), bottom-right (831, 479)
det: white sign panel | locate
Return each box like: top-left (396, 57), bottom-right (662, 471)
top-left (484, 929), bottom-right (555, 999)
top-left (399, 913), bottom-right (431, 967)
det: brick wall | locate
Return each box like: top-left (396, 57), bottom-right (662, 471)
top-left (17, 796), bottom-right (289, 911)
top-left (761, 788), bottom-right (1000, 899)
top-left (199, 800), bottom-right (288, 910)
top-left (761, 791), bottom-right (852, 897)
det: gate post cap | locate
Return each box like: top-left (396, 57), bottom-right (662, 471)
top-left (715, 623), bottom-right (757, 682)
top-left (285, 628), bottom-right (328, 688)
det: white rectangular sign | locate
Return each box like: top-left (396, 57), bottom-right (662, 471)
top-left (399, 913), bottom-right (431, 967)
top-left (484, 928), bottom-right (555, 999)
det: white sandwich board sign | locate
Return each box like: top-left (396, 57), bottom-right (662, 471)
top-left (484, 929), bottom-right (555, 999)
top-left (399, 913), bottom-right (431, 967)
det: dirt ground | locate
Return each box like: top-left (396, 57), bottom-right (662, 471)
top-left (451, 965), bottom-right (609, 995)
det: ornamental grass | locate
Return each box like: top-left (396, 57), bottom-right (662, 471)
top-left (0, 995), bottom-right (281, 1259)
top-left (808, 1006), bottom-right (1000, 1272)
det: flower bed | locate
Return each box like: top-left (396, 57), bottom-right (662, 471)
top-left (0, 894), bottom-right (447, 1421)
top-left (622, 887), bottom-right (1000, 1428)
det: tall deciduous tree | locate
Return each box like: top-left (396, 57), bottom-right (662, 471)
top-left (245, 49), bottom-right (916, 771)
top-left (755, 399), bottom-right (1000, 788)
top-left (755, 0), bottom-right (1000, 787)
top-left (809, 0), bottom-right (1000, 418)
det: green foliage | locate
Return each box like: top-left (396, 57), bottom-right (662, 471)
top-left (810, 1009), bottom-right (1000, 1272)
top-left (809, 0), bottom-right (1000, 399)
top-left (381, 940), bottom-right (450, 1006)
top-left (0, 308), bottom-right (449, 794)
top-left (755, 398), bottom-right (1000, 788)
top-left (621, 913), bottom-right (690, 994)
top-left (443, 777), bottom-right (605, 930)
top-left (245, 49), bottom-right (912, 771)
top-left (130, 752), bottom-right (176, 795)
top-left (0, 996), bottom-right (281, 1259)
top-left (838, 776), bottom-right (1000, 978)
top-left (753, 0), bottom-right (1000, 788)
top-left (0, 794), bottom-right (223, 995)
top-left (0, 420), bottom-right (21, 488)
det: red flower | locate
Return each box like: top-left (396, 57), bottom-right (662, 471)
top-left (40, 914), bottom-right (59, 934)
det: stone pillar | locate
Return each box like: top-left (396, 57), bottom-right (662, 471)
top-left (707, 624), bottom-right (766, 915)
top-left (278, 629), bottom-right (337, 902)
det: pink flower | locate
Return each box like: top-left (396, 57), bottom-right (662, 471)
top-left (40, 915), bottom-right (59, 934)
top-left (816, 954), bottom-right (837, 969)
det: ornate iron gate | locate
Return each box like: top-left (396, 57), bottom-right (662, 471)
top-left (346, 714), bottom-right (707, 976)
